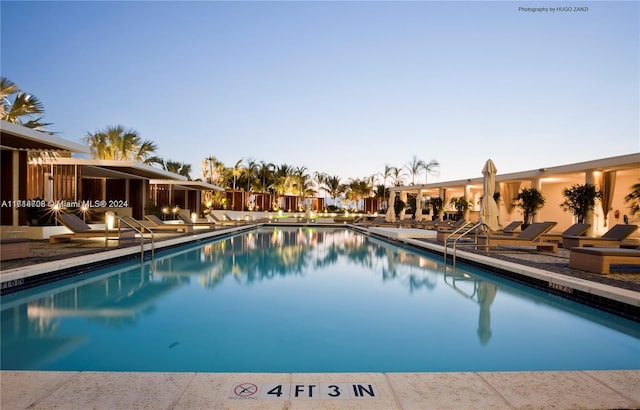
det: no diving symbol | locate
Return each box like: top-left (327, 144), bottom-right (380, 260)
top-left (234, 383), bottom-right (258, 397)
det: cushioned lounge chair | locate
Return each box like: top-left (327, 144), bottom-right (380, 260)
top-left (562, 224), bottom-right (638, 249)
top-left (496, 221), bottom-right (524, 236)
top-left (176, 213), bottom-right (216, 229)
top-left (412, 219), bottom-right (456, 230)
top-left (477, 221), bottom-right (559, 252)
top-left (142, 215), bottom-right (193, 233)
top-left (50, 213), bottom-right (136, 243)
top-left (207, 213), bottom-right (246, 225)
top-left (354, 216), bottom-right (386, 226)
top-left (569, 247), bottom-right (640, 274)
top-left (539, 223), bottom-right (591, 244)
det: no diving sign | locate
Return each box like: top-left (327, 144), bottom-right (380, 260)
top-left (229, 382), bottom-right (379, 400)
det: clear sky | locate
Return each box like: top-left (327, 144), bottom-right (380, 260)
top-left (2, 1), bottom-right (638, 185)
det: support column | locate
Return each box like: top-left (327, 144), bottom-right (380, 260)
top-left (464, 184), bottom-right (471, 221)
top-left (12, 151), bottom-right (19, 226)
top-left (585, 171), bottom-right (597, 236)
top-left (438, 188), bottom-right (446, 221)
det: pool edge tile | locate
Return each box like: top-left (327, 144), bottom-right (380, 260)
top-left (0, 370), bottom-right (79, 409)
top-left (385, 372), bottom-right (512, 409)
top-left (478, 370), bottom-right (639, 409)
top-left (27, 371), bottom-right (195, 410)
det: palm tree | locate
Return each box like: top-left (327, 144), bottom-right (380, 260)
top-left (202, 155), bottom-right (224, 185)
top-left (0, 77), bottom-right (51, 130)
top-left (273, 164), bottom-right (294, 209)
top-left (237, 158), bottom-right (257, 192)
top-left (162, 160), bottom-right (192, 179)
top-left (85, 125), bottom-right (160, 164)
top-left (321, 175), bottom-right (345, 208)
top-left (421, 159), bottom-right (440, 184)
top-left (406, 156), bottom-right (425, 185)
top-left (379, 165), bottom-right (393, 188)
top-left (229, 159), bottom-right (244, 190)
top-left (346, 179), bottom-right (372, 211)
top-left (390, 167), bottom-right (407, 187)
top-left (256, 161), bottom-right (275, 193)
top-left (314, 171), bottom-right (328, 206)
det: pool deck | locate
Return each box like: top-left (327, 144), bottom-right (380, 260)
top-left (2, 223), bottom-right (640, 409)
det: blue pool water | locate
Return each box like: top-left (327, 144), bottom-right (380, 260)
top-left (1, 227), bottom-right (638, 372)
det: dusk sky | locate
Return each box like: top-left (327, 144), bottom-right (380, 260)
top-left (2, 1), bottom-right (638, 185)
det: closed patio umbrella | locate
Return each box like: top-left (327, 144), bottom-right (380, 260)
top-left (386, 192), bottom-right (396, 222)
top-left (480, 159), bottom-right (501, 231)
top-left (415, 190), bottom-right (423, 220)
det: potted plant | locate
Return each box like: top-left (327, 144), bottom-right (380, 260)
top-left (514, 188), bottom-right (545, 229)
top-left (560, 183), bottom-right (601, 224)
top-left (393, 195), bottom-right (406, 219)
top-left (449, 197), bottom-right (472, 221)
top-left (624, 183), bottom-right (640, 220)
top-left (429, 197), bottom-right (443, 220)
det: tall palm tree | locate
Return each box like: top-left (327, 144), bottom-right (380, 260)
top-left (243, 158), bottom-right (259, 192)
top-left (390, 166), bottom-right (406, 187)
top-left (379, 165), bottom-right (393, 188)
top-left (229, 159), bottom-right (244, 190)
top-left (202, 155), bottom-right (225, 186)
top-left (0, 77), bottom-right (51, 130)
top-left (406, 156), bottom-right (425, 185)
top-left (421, 159), bottom-right (440, 184)
top-left (256, 161), bottom-right (275, 193)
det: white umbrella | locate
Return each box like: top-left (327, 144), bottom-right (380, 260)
top-left (480, 159), bottom-right (501, 231)
top-left (386, 193), bottom-right (396, 222)
top-left (415, 190), bottom-right (423, 220)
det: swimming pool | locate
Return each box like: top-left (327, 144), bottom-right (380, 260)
top-left (1, 227), bottom-right (638, 372)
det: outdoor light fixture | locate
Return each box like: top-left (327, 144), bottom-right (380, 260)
top-left (105, 211), bottom-right (115, 230)
top-left (191, 213), bottom-right (197, 223)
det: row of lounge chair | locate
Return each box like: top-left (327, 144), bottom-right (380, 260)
top-left (435, 220), bottom-right (639, 274)
top-left (49, 213), bottom-right (253, 243)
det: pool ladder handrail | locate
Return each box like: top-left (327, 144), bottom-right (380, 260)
top-left (117, 215), bottom-right (155, 261)
top-left (444, 221), bottom-right (490, 268)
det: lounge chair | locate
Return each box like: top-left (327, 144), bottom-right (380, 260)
top-left (496, 221), bottom-right (523, 236)
top-left (206, 213), bottom-right (245, 225)
top-left (142, 215), bottom-right (193, 233)
top-left (412, 219), bottom-right (453, 230)
top-left (477, 221), bottom-right (559, 252)
top-left (569, 247), bottom-right (640, 274)
top-left (50, 213), bottom-right (136, 243)
top-left (355, 216), bottom-right (387, 226)
top-left (539, 223), bottom-right (591, 245)
top-left (562, 224), bottom-right (638, 249)
top-left (176, 213), bottom-right (216, 229)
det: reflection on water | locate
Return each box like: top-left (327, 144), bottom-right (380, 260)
top-left (1, 227), bottom-right (637, 372)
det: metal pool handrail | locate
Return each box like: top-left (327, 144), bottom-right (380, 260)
top-left (118, 215), bottom-right (155, 261)
top-left (444, 221), bottom-right (491, 268)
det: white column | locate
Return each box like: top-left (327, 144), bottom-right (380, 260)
top-left (464, 184), bottom-right (471, 221)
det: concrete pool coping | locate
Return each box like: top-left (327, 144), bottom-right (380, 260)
top-left (2, 370), bottom-right (640, 409)
top-left (2, 224), bottom-right (639, 409)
